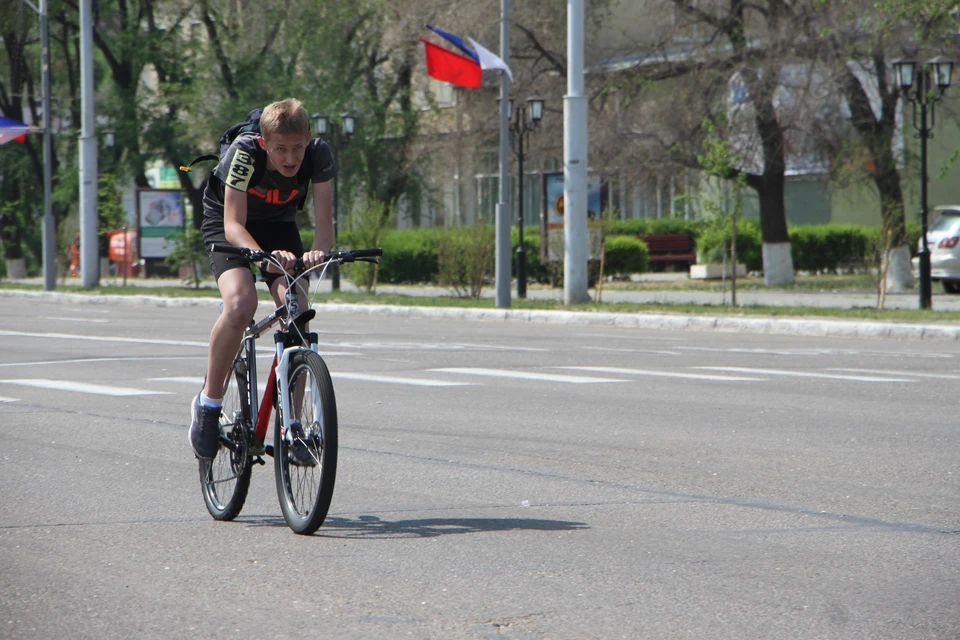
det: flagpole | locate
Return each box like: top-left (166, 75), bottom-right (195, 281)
top-left (495, 0), bottom-right (511, 308)
top-left (40, 0), bottom-right (56, 291)
top-left (22, 0), bottom-right (55, 290)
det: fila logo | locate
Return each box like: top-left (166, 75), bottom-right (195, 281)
top-left (248, 188), bottom-right (301, 205)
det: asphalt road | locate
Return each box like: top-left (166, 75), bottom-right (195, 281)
top-left (1, 298), bottom-right (959, 639)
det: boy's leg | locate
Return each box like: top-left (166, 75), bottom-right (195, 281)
top-left (203, 267), bottom-right (259, 400)
top-left (190, 266), bottom-right (257, 460)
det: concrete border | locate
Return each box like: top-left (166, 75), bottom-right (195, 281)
top-left (5, 289), bottom-right (959, 341)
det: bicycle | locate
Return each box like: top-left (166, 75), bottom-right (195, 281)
top-left (198, 245), bottom-right (382, 535)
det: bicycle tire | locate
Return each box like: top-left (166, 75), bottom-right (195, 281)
top-left (274, 350), bottom-right (338, 535)
top-left (199, 356), bottom-right (253, 521)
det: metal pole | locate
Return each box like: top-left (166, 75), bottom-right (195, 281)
top-left (919, 77), bottom-right (932, 310)
top-left (332, 130), bottom-right (340, 291)
top-left (564, 0), bottom-right (588, 304)
top-left (516, 109), bottom-right (526, 298)
top-left (39, 0), bottom-right (55, 290)
top-left (79, 0), bottom-right (99, 287)
top-left (495, 0), bottom-right (511, 308)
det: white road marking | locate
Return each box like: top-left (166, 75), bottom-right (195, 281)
top-left (150, 377), bottom-right (206, 385)
top-left (0, 330), bottom-right (207, 348)
top-left (332, 372), bottom-right (473, 387)
top-left (429, 368), bottom-right (627, 384)
top-left (829, 368), bottom-right (960, 380)
top-left (0, 356), bottom-right (205, 368)
top-left (693, 367), bottom-right (913, 383)
top-left (40, 316), bottom-right (110, 323)
top-left (580, 346), bottom-right (682, 355)
top-left (557, 366), bottom-right (765, 382)
top-left (0, 379), bottom-right (172, 396)
top-left (0, 396), bottom-right (19, 403)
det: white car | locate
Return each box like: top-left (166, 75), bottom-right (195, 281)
top-left (913, 206), bottom-right (960, 293)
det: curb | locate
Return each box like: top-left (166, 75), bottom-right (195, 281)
top-left (4, 289), bottom-right (960, 341)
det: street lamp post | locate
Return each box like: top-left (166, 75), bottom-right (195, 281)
top-left (502, 97), bottom-right (544, 298)
top-left (311, 111), bottom-right (355, 291)
top-left (894, 56), bottom-right (954, 310)
top-left (22, 0), bottom-right (55, 290)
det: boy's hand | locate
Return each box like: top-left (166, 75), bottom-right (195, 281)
top-left (302, 249), bottom-right (328, 269)
top-left (267, 249), bottom-right (298, 273)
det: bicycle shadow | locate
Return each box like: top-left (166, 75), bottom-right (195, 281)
top-left (240, 513), bottom-right (590, 538)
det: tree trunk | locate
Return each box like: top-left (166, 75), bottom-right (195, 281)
top-left (738, 55), bottom-right (795, 286)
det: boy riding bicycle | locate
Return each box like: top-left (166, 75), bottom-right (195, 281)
top-left (189, 98), bottom-right (335, 461)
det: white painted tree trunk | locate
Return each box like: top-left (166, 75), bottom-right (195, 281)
top-left (883, 245), bottom-right (914, 292)
top-left (5, 258), bottom-right (26, 279)
top-left (762, 241), bottom-right (795, 286)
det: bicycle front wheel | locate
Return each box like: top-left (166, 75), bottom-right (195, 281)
top-left (200, 357), bottom-right (253, 521)
top-left (274, 350), bottom-right (338, 535)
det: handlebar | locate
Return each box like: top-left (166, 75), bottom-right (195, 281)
top-left (210, 245), bottom-right (382, 267)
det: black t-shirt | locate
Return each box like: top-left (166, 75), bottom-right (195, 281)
top-left (202, 133), bottom-right (336, 226)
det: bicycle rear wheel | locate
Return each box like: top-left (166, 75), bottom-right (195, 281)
top-left (199, 357), bottom-right (252, 521)
top-left (274, 350), bottom-right (338, 535)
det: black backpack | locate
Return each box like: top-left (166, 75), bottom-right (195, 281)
top-left (180, 109), bottom-right (264, 174)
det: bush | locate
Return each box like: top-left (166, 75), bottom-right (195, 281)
top-left (436, 225), bottom-right (495, 298)
top-left (377, 229), bottom-right (441, 284)
top-left (602, 235), bottom-right (649, 274)
top-left (790, 225), bottom-right (869, 273)
top-left (339, 200), bottom-right (392, 292)
top-left (164, 227), bottom-right (208, 288)
top-left (697, 219), bottom-right (763, 271)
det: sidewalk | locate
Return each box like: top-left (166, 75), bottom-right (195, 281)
top-left (5, 275), bottom-right (960, 341)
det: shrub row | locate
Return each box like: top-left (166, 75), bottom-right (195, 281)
top-left (301, 221), bottom-right (919, 284)
top-left (303, 227), bottom-right (649, 285)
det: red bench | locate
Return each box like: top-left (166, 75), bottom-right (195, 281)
top-left (639, 233), bottom-right (696, 266)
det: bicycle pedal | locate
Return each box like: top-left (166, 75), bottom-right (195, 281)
top-left (264, 444), bottom-right (275, 458)
top-left (253, 456), bottom-right (266, 466)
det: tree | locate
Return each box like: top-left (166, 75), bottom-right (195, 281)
top-left (818, 0), bottom-right (959, 292)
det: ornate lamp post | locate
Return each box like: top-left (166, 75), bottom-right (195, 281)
top-left (501, 97), bottom-right (544, 298)
top-left (894, 56), bottom-right (954, 309)
top-left (311, 112), bottom-right (356, 291)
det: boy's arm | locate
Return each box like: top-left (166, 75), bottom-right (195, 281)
top-left (223, 187), bottom-right (258, 250)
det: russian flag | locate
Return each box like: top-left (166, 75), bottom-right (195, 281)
top-left (421, 25), bottom-right (514, 89)
top-left (0, 116), bottom-right (29, 145)
top-left (420, 38), bottom-right (482, 89)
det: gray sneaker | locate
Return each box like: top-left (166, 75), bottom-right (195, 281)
top-left (288, 440), bottom-right (319, 467)
top-left (189, 395), bottom-right (222, 460)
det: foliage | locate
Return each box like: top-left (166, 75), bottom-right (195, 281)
top-left (790, 225), bottom-right (870, 273)
top-left (98, 174), bottom-right (128, 235)
top-left (603, 236), bottom-right (650, 275)
top-left (698, 220), bottom-right (763, 272)
top-left (436, 225), bottom-right (495, 298)
top-left (376, 228), bottom-right (442, 284)
top-left (164, 227), bottom-right (208, 289)
top-left (339, 199), bottom-right (393, 293)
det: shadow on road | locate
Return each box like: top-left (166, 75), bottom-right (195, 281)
top-left (239, 513), bottom-right (590, 538)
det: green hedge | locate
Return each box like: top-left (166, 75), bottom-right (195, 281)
top-left (695, 219), bottom-right (763, 272)
top-left (603, 235), bottom-right (650, 274)
top-left (296, 221), bottom-right (919, 284)
top-left (789, 225), bottom-right (869, 273)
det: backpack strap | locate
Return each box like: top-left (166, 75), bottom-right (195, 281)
top-left (179, 154), bottom-right (218, 173)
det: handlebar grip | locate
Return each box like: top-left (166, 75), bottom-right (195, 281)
top-left (210, 244), bottom-right (247, 256)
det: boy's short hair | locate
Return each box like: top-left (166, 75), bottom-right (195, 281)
top-left (260, 99), bottom-right (310, 140)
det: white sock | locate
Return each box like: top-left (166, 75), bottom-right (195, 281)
top-left (200, 392), bottom-right (222, 409)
